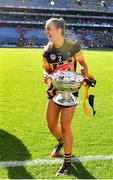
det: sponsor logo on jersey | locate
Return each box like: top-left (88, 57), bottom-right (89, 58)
top-left (50, 54), bottom-right (57, 61)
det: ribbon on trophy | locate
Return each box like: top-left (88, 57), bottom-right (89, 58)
top-left (83, 73), bottom-right (96, 116)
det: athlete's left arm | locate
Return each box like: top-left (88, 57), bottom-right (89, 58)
top-left (74, 50), bottom-right (88, 77)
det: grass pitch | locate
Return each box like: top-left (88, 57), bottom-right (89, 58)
top-left (0, 48), bottom-right (113, 179)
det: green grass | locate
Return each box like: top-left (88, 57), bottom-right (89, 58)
top-left (0, 48), bottom-right (113, 179)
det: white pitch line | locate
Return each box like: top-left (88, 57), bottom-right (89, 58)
top-left (0, 154), bottom-right (113, 168)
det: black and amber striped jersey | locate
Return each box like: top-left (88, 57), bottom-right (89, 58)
top-left (43, 39), bottom-right (81, 98)
top-left (43, 39), bottom-right (81, 73)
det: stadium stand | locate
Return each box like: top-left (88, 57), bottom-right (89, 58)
top-left (107, 0), bottom-right (113, 12)
top-left (0, 0), bottom-right (113, 48)
top-left (0, 0), bottom-right (68, 9)
top-left (0, 27), bottom-right (20, 46)
top-left (67, 0), bottom-right (108, 11)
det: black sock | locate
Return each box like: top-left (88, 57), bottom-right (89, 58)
top-left (57, 138), bottom-right (63, 145)
top-left (64, 153), bottom-right (71, 165)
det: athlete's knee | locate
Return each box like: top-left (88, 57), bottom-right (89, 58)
top-left (47, 123), bottom-right (57, 133)
top-left (61, 124), bottom-right (71, 134)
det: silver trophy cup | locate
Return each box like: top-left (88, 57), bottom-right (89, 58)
top-left (51, 71), bottom-right (84, 106)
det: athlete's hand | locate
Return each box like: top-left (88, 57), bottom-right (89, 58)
top-left (81, 68), bottom-right (88, 77)
top-left (43, 71), bottom-right (51, 84)
top-left (84, 73), bottom-right (96, 87)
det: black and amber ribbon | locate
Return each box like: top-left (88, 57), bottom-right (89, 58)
top-left (83, 73), bottom-right (96, 116)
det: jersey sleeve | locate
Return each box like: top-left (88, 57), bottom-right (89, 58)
top-left (70, 40), bottom-right (81, 56)
top-left (43, 56), bottom-right (51, 73)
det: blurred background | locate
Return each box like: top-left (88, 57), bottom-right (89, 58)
top-left (0, 0), bottom-right (112, 48)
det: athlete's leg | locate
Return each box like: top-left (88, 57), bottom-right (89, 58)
top-left (46, 99), bottom-right (63, 157)
top-left (46, 99), bottom-right (62, 140)
top-left (60, 106), bottom-right (76, 154)
top-left (56, 105), bottom-right (76, 176)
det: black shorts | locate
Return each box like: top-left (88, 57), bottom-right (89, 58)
top-left (48, 91), bottom-right (79, 108)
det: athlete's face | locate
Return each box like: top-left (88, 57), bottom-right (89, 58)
top-left (45, 22), bottom-right (61, 42)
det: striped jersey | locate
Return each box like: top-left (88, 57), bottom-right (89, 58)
top-left (43, 39), bottom-right (81, 73)
top-left (43, 39), bottom-right (81, 98)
